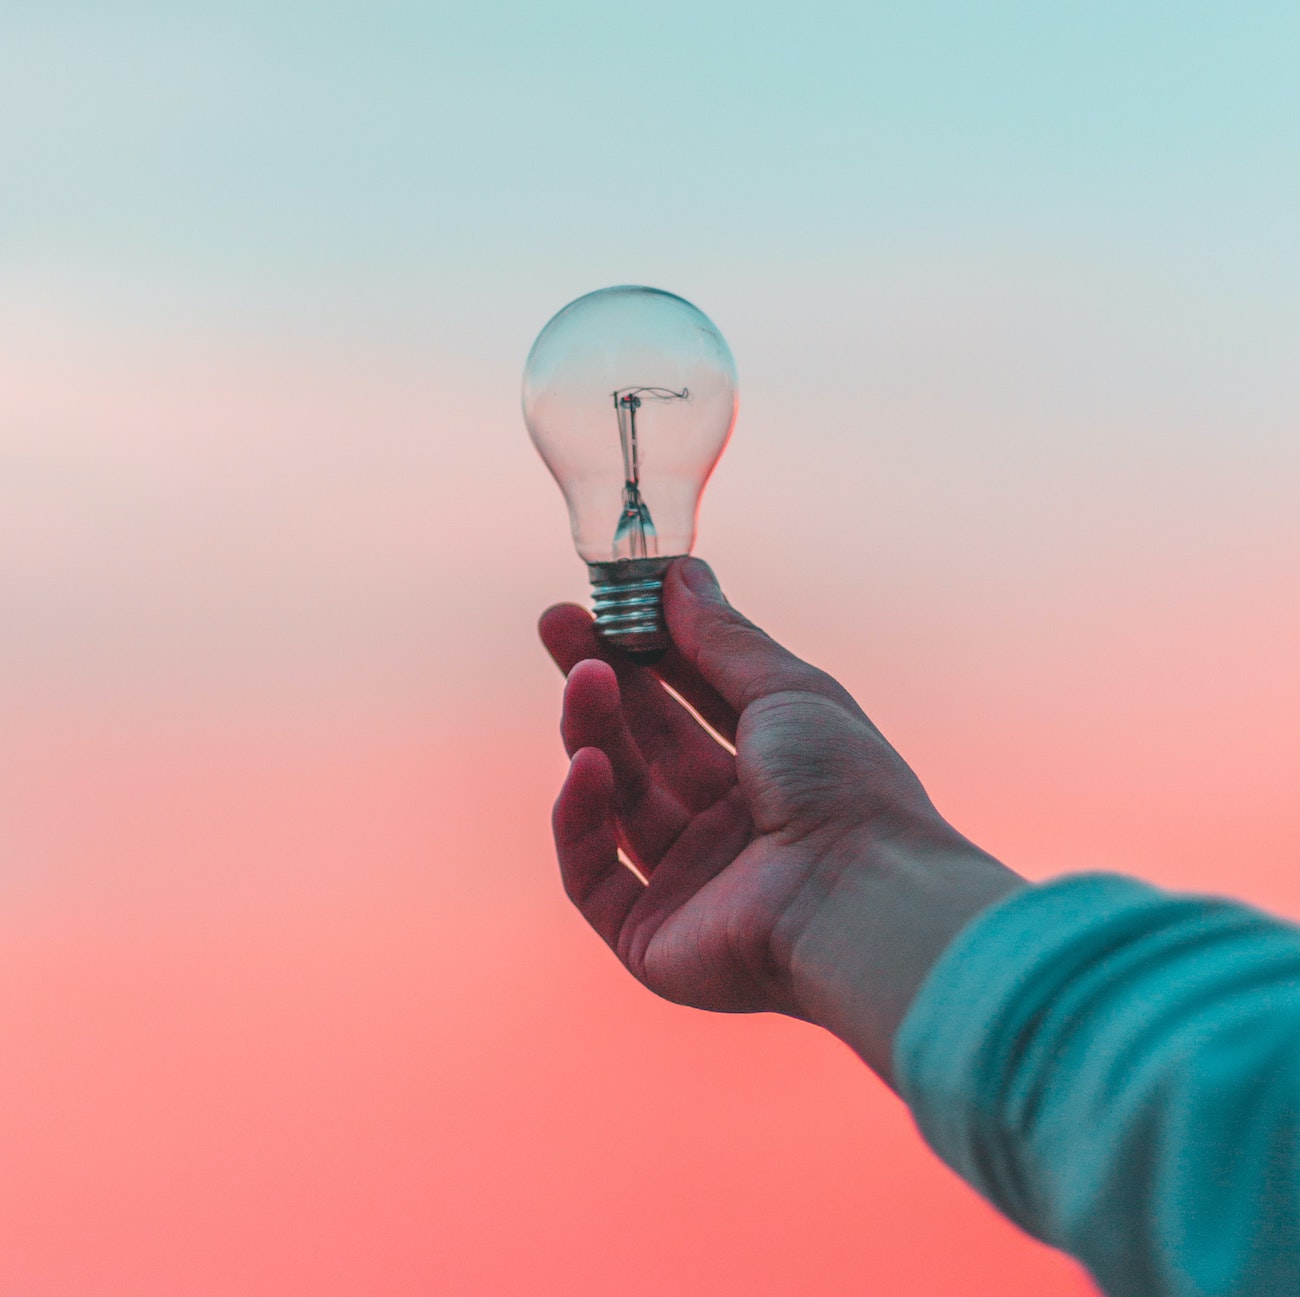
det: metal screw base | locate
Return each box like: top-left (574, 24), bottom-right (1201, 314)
top-left (587, 556), bottom-right (675, 663)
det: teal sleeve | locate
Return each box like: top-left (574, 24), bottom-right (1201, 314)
top-left (893, 873), bottom-right (1300, 1297)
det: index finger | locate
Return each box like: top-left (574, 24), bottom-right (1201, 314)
top-left (538, 602), bottom-right (736, 791)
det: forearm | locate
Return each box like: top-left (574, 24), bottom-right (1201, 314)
top-left (781, 825), bottom-right (1025, 1087)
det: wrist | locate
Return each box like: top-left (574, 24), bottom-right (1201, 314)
top-left (779, 824), bottom-right (1025, 1089)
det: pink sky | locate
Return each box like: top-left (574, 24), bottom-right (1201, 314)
top-left (3, 291), bottom-right (1296, 1292)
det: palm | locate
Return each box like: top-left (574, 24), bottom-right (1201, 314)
top-left (540, 595), bottom-right (889, 1016)
top-left (635, 830), bottom-right (812, 1014)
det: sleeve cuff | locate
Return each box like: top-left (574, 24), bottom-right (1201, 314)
top-left (892, 871), bottom-right (1169, 1233)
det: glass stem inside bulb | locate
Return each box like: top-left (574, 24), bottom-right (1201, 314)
top-left (615, 481), bottom-right (655, 559)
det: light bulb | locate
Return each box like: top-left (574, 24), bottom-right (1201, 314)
top-left (522, 285), bottom-right (738, 662)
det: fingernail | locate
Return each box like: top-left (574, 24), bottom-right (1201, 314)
top-left (680, 558), bottom-right (721, 599)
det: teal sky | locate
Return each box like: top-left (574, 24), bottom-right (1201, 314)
top-left (5, 1), bottom-right (1300, 342)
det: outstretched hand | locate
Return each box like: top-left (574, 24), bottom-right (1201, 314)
top-left (540, 559), bottom-right (1021, 1081)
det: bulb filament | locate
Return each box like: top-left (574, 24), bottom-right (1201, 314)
top-left (611, 386), bottom-right (688, 560)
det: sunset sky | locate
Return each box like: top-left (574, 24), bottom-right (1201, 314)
top-left (3, 4), bottom-right (1299, 1293)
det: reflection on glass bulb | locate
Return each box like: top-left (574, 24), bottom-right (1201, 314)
top-left (522, 286), bottom-right (738, 661)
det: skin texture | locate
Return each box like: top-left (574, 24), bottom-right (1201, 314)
top-left (539, 557), bottom-right (1025, 1087)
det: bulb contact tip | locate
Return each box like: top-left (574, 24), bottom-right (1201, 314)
top-left (587, 557), bottom-right (674, 662)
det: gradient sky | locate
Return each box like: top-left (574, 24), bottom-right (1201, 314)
top-left (3, 4), bottom-right (1299, 1294)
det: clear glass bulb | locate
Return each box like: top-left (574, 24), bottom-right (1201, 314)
top-left (522, 285), bottom-right (738, 661)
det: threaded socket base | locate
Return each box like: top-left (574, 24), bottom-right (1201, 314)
top-left (587, 557), bottom-right (674, 663)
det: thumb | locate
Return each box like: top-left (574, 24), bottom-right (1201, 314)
top-left (664, 559), bottom-right (856, 718)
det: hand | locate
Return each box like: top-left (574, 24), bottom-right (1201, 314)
top-left (539, 558), bottom-right (1022, 1083)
